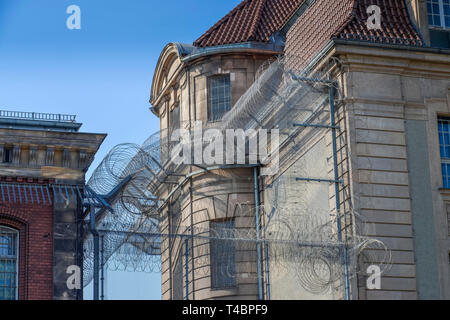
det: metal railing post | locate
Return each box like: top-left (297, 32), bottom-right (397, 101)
top-left (265, 243), bottom-right (271, 300)
top-left (90, 204), bottom-right (100, 301)
top-left (329, 82), bottom-right (351, 300)
top-left (253, 167), bottom-right (264, 300)
top-left (100, 234), bottom-right (105, 300)
top-left (185, 239), bottom-right (189, 300)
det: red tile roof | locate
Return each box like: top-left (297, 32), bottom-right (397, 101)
top-left (194, 0), bottom-right (305, 47)
top-left (338, 0), bottom-right (423, 45)
top-left (286, 0), bottom-right (424, 69)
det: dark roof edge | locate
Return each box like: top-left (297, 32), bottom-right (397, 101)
top-left (0, 118), bottom-right (83, 132)
top-left (181, 41), bottom-right (283, 63)
top-left (332, 38), bottom-right (450, 55)
top-left (302, 38), bottom-right (450, 75)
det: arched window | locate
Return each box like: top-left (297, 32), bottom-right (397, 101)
top-left (0, 226), bottom-right (18, 300)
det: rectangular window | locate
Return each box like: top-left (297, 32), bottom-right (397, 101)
top-left (210, 219), bottom-right (236, 289)
top-left (169, 200), bottom-right (181, 236)
top-left (169, 104), bottom-right (180, 137)
top-left (2, 146), bottom-right (12, 164)
top-left (208, 75), bottom-right (231, 122)
top-left (0, 227), bottom-right (18, 300)
top-left (428, 0), bottom-right (450, 28)
top-left (438, 117), bottom-right (450, 188)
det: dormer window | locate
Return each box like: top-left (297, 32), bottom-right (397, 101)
top-left (208, 74), bottom-right (231, 122)
top-left (427, 0), bottom-right (450, 28)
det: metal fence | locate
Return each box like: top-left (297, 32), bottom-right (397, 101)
top-left (0, 110), bottom-right (76, 123)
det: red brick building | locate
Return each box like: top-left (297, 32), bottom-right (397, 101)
top-left (0, 111), bottom-right (105, 300)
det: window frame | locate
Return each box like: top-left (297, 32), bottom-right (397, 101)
top-left (428, 0), bottom-right (450, 29)
top-left (207, 74), bottom-right (232, 123)
top-left (169, 103), bottom-right (180, 137)
top-left (0, 225), bottom-right (19, 300)
top-left (438, 117), bottom-right (450, 188)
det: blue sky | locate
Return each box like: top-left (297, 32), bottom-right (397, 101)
top-left (0, 0), bottom-right (241, 300)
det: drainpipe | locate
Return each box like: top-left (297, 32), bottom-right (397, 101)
top-left (185, 239), bottom-right (189, 300)
top-left (90, 204), bottom-right (100, 301)
top-left (253, 167), bottom-right (264, 300)
top-left (188, 68), bottom-right (196, 299)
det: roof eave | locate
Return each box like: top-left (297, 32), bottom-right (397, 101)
top-left (181, 41), bottom-right (283, 63)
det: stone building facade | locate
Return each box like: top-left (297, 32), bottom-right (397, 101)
top-left (150, 0), bottom-right (450, 300)
top-left (0, 111), bottom-right (105, 300)
top-left (151, 43), bottom-right (280, 300)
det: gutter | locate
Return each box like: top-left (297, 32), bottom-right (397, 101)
top-left (181, 42), bottom-right (283, 64)
top-left (0, 118), bottom-right (82, 132)
top-left (331, 38), bottom-right (450, 55)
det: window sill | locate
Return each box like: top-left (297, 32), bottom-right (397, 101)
top-left (438, 188), bottom-right (450, 200)
top-left (209, 286), bottom-right (238, 294)
top-left (429, 26), bottom-right (450, 31)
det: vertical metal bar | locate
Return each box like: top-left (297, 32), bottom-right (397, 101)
top-left (40, 186), bottom-right (46, 205)
top-left (59, 186), bottom-right (64, 204)
top-left (1, 184), bottom-right (5, 202)
top-left (90, 204), bottom-right (99, 301)
top-left (100, 234), bottom-right (105, 300)
top-left (253, 167), bottom-right (264, 300)
top-left (12, 184), bottom-right (16, 203)
top-left (6, 184), bottom-right (11, 203)
top-left (265, 243), bottom-right (271, 300)
top-left (17, 184), bottom-right (22, 204)
top-left (329, 83), bottom-right (350, 300)
top-left (76, 187), bottom-right (83, 202)
top-left (29, 185), bottom-right (33, 204)
top-left (189, 178), bottom-right (195, 300)
top-left (70, 186), bottom-right (75, 201)
top-left (64, 186), bottom-right (70, 202)
top-left (35, 185), bottom-right (40, 204)
top-left (46, 186), bottom-right (52, 205)
top-left (184, 239), bottom-right (189, 300)
top-left (51, 186), bottom-right (58, 204)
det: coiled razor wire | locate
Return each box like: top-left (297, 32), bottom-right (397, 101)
top-left (82, 56), bottom-right (392, 296)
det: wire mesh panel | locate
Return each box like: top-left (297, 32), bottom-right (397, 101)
top-left (81, 56), bottom-right (393, 300)
top-left (0, 226), bottom-right (18, 300)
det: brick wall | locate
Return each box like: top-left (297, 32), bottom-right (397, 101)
top-left (0, 192), bottom-right (54, 300)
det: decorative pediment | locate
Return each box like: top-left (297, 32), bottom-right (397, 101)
top-left (150, 43), bottom-right (185, 110)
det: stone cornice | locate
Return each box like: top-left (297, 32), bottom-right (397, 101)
top-left (332, 42), bottom-right (450, 78)
top-left (0, 128), bottom-right (106, 152)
